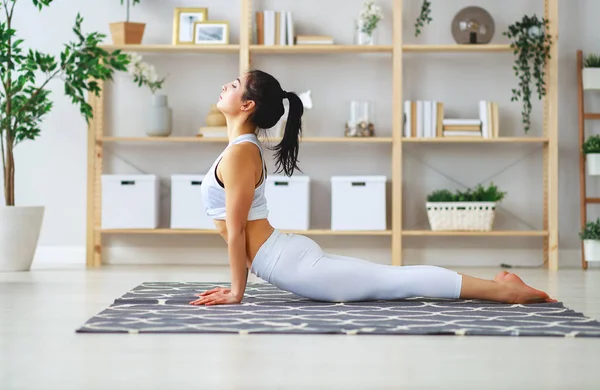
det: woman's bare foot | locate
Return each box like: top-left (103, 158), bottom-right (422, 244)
top-left (495, 272), bottom-right (557, 304)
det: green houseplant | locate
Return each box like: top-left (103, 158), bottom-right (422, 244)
top-left (414, 0), bottom-right (432, 37)
top-left (110, 0), bottom-right (145, 45)
top-left (426, 183), bottom-right (506, 231)
top-left (503, 15), bottom-right (553, 133)
top-left (579, 217), bottom-right (600, 262)
top-left (583, 53), bottom-right (600, 90)
top-left (0, 0), bottom-right (129, 271)
top-left (582, 135), bottom-right (600, 176)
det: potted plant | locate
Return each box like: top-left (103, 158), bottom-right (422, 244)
top-left (579, 217), bottom-right (600, 262)
top-left (426, 183), bottom-right (507, 231)
top-left (355, 0), bottom-right (384, 45)
top-left (110, 0), bottom-right (145, 45)
top-left (1, 2), bottom-right (129, 271)
top-left (583, 53), bottom-right (600, 90)
top-left (503, 15), bottom-right (553, 133)
top-left (583, 135), bottom-right (600, 175)
top-left (124, 52), bottom-right (170, 136)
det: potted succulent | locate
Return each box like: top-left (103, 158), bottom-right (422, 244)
top-left (503, 15), bottom-right (553, 133)
top-left (1, 2), bottom-right (129, 271)
top-left (583, 53), bottom-right (600, 90)
top-left (426, 183), bottom-right (507, 231)
top-left (579, 217), bottom-right (600, 262)
top-left (583, 135), bottom-right (600, 175)
top-left (110, 0), bottom-right (145, 45)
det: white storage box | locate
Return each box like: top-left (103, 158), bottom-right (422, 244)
top-left (101, 174), bottom-right (159, 229)
top-left (426, 202), bottom-right (496, 231)
top-left (331, 175), bottom-right (386, 230)
top-left (264, 175), bottom-right (310, 230)
top-left (171, 174), bottom-right (215, 229)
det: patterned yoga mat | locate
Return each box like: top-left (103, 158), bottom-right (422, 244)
top-left (76, 282), bottom-right (600, 337)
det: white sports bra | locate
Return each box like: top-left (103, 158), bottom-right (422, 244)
top-left (200, 133), bottom-right (269, 221)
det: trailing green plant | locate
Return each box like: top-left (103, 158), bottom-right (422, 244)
top-left (120, 0), bottom-right (141, 22)
top-left (503, 14), bottom-right (553, 133)
top-left (427, 183), bottom-right (507, 202)
top-left (584, 53), bottom-right (600, 68)
top-left (1, 0), bottom-right (130, 206)
top-left (579, 217), bottom-right (600, 240)
top-left (583, 135), bottom-right (600, 154)
top-left (414, 0), bottom-right (432, 37)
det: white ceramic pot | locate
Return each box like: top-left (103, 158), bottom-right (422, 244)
top-left (0, 206), bottom-right (45, 272)
top-left (583, 239), bottom-right (600, 262)
top-left (586, 154), bottom-right (600, 176)
top-left (583, 68), bottom-right (600, 90)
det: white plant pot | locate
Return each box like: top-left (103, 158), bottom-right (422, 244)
top-left (0, 206), bottom-right (45, 272)
top-left (583, 239), bottom-right (600, 262)
top-left (583, 68), bottom-right (600, 90)
top-left (586, 154), bottom-right (600, 176)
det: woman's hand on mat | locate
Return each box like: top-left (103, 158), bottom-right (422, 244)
top-left (189, 287), bottom-right (241, 306)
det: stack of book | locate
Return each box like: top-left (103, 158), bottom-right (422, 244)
top-left (295, 35), bottom-right (334, 45)
top-left (403, 100), bottom-right (444, 138)
top-left (255, 10), bottom-right (294, 46)
top-left (442, 119), bottom-right (482, 137)
top-left (197, 126), bottom-right (227, 138)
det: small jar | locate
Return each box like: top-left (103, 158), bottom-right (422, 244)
top-left (345, 100), bottom-right (375, 137)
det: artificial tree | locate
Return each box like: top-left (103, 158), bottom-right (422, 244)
top-left (0, 0), bottom-right (130, 206)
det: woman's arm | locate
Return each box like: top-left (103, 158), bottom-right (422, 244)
top-left (219, 143), bottom-right (257, 301)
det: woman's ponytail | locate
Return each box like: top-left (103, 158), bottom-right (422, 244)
top-left (273, 91), bottom-right (304, 176)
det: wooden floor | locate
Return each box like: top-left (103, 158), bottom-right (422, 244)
top-left (1, 264), bottom-right (599, 389)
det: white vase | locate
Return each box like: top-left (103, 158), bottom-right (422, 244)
top-left (586, 154), bottom-right (600, 175)
top-left (146, 94), bottom-right (172, 137)
top-left (583, 68), bottom-right (600, 90)
top-left (583, 239), bottom-right (600, 262)
top-left (355, 19), bottom-right (377, 45)
top-left (0, 206), bottom-right (45, 272)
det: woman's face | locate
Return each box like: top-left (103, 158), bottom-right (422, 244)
top-left (217, 73), bottom-right (253, 116)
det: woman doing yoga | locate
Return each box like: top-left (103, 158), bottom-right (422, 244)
top-left (189, 69), bottom-right (557, 306)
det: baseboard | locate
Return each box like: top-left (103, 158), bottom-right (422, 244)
top-left (30, 246), bottom-right (588, 269)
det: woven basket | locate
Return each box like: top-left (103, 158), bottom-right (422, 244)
top-left (426, 202), bottom-right (496, 231)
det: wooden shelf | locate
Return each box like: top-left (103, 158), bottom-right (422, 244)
top-left (403, 44), bottom-right (512, 52)
top-left (585, 197), bottom-right (600, 204)
top-left (100, 228), bottom-right (392, 236)
top-left (250, 44), bottom-right (392, 53)
top-left (584, 113), bottom-right (600, 120)
top-left (403, 230), bottom-right (549, 237)
top-left (99, 136), bottom-right (393, 143)
top-left (99, 44), bottom-right (240, 53)
top-left (402, 137), bottom-right (549, 143)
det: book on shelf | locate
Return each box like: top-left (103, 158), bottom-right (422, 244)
top-left (479, 100), bottom-right (499, 138)
top-left (197, 126), bottom-right (228, 138)
top-left (403, 100), bottom-right (444, 138)
top-left (295, 35), bottom-right (334, 45)
top-left (255, 10), bottom-right (294, 46)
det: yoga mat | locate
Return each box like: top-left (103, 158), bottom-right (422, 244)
top-left (76, 282), bottom-right (600, 337)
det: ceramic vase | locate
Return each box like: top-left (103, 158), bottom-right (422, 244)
top-left (146, 94), bottom-right (172, 137)
top-left (205, 104), bottom-right (226, 127)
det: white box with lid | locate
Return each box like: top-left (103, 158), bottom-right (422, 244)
top-left (264, 175), bottom-right (310, 230)
top-left (331, 175), bottom-right (386, 230)
top-left (170, 174), bottom-right (215, 229)
top-left (101, 174), bottom-right (159, 229)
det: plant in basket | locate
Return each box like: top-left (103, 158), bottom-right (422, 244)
top-left (583, 135), bottom-right (600, 176)
top-left (426, 183), bottom-right (506, 231)
top-left (579, 217), bottom-right (600, 262)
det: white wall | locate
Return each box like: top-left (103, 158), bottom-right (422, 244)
top-left (5, 0), bottom-right (599, 268)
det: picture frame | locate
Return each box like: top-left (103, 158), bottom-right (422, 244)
top-left (172, 7), bottom-right (208, 45)
top-left (193, 21), bottom-right (230, 45)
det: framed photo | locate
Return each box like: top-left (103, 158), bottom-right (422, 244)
top-left (173, 8), bottom-right (208, 45)
top-left (193, 21), bottom-right (230, 45)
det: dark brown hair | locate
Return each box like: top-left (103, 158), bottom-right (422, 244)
top-left (243, 69), bottom-right (304, 176)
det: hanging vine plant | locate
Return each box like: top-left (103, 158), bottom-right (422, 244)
top-left (414, 0), bottom-right (432, 37)
top-left (502, 14), bottom-right (552, 133)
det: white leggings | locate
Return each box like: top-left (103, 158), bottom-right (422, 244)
top-left (250, 229), bottom-right (463, 302)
